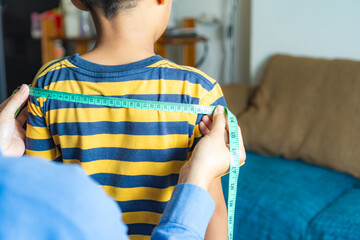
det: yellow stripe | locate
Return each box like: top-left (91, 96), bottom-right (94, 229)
top-left (63, 159), bottom-right (81, 165)
top-left (122, 211), bottom-right (162, 225)
top-left (80, 160), bottom-right (184, 176)
top-left (52, 134), bottom-right (60, 146)
top-left (58, 134), bottom-right (189, 150)
top-left (37, 60), bottom-right (77, 79)
top-left (44, 79), bottom-right (207, 99)
top-left (26, 125), bottom-right (52, 140)
top-left (25, 149), bottom-right (60, 160)
top-left (193, 125), bottom-right (203, 138)
top-left (32, 59), bottom-right (62, 87)
top-left (148, 60), bottom-right (216, 84)
top-left (103, 185), bottom-right (174, 202)
top-left (28, 102), bottom-right (43, 118)
top-left (48, 107), bottom-right (194, 124)
top-left (199, 83), bottom-right (224, 105)
top-left (129, 235), bottom-right (150, 240)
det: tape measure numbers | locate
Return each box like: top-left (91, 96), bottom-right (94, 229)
top-left (29, 87), bottom-right (241, 240)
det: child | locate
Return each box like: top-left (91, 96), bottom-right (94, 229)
top-left (26, 0), bottom-right (228, 239)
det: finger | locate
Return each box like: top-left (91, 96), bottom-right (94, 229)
top-left (0, 97), bottom-right (11, 111)
top-left (201, 115), bottom-right (213, 130)
top-left (17, 106), bottom-right (28, 126)
top-left (204, 115), bottom-right (213, 130)
top-left (211, 106), bottom-right (226, 135)
top-left (226, 114), bottom-right (229, 132)
top-left (0, 85), bottom-right (29, 119)
top-left (199, 121), bottom-right (210, 135)
top-left (237, 126), bottom-right (247, 164)
top-left (224, 128), bottom-right (229, 145)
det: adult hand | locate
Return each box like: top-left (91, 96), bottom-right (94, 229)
top-left (0, 84), bottom-right (29, 157)
top-left (178, 106), bottom-right (246, 191)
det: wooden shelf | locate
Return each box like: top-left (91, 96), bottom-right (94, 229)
top-left (40, 18), bottom-right (95, 64)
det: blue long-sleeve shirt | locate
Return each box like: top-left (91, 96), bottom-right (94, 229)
top-left (0, 151), bottom-right (215, 239)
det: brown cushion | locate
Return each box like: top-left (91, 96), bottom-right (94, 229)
top-left (239, 55), bottom-right (360, 178)
top-left (221, 84), bottom-right (255, 117)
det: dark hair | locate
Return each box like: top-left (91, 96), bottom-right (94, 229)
top-left (80, 0), bottom-right (140, 18)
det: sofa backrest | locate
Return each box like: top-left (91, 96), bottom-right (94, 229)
top-left (239, 55), bottom-right (360, 178)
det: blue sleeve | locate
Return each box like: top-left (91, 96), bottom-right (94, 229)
top-left (0, 151), bottom-right (129, 240)
top-left (151, 184), bottom-right (215, 240)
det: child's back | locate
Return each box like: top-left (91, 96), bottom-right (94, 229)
top-left (26, 0), bottom-right (228, 239)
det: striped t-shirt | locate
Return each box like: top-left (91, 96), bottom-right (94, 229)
top-left (26, 54), bottom-right (226, 239)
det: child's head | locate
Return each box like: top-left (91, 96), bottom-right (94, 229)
top-left (73, 0), bottom-right (141, 18)
top-left (71, 0), bottom-right (172, 41)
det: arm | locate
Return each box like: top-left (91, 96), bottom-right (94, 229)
top-left (25, 95), bottom-right (60, 161)
top-left (152, 106), bottom-right (245, 239)
top-left (205, 179), bottom-right (228, 239)
top-left (190, 83), bottom-right (229, 240)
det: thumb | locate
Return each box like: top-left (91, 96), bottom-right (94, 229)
top-left (211, 106), bottom-right (226, 135)
top-left (0, 85), bottom-right (29, 119)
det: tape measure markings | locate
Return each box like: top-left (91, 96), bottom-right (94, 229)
top-left (29, 87), bottom-right (240, 240)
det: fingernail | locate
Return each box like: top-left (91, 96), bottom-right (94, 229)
top-left (13, 86), bottom-right (21, 95)
top-left (217, 106), bottom-right (224, 114)
top-left (19, 84), bottom-right (27, 94)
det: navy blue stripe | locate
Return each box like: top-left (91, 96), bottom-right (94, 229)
top-left (27, 113), bottom-right (47, 128)
top-left (117, 200), bottom-right (167, 214)
top-left (69, 54), bottom-right (162, 73)
top-left (210, 96), bottom-right (227, 107)
top-left (91, 173), bottom-right (179, 189)
top-left (41, 94), bottom-right (200, 113)
top-left (49, 121), bottom-right (191, 136)
top-left (36, 67), bottom-right (215, 92)
top-left (29, 96), bottom-right (41, 107)
top-left (127, 223), bottom-right (156, 236)
top-left (62, 147), bottom-right (189, 163)
top-left (29, 95), bottom-right (48, 115)
top-left (53, 156), bottom-right (63, 162)
top-left (26, 138), bottom-right (55, 151)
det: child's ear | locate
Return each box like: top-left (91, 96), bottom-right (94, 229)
top-left (71, 0), bottom-right (89, 11)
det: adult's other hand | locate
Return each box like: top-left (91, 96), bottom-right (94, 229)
top-left (179, 106), bottom-right (246, 191)
top-left (0, 84), bottom-right (29, 157)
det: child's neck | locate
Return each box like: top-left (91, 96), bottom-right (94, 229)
top-left (80, 12), bottom-right (158, 66)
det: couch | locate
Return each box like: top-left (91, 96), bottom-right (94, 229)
top-left (221, 55), bottom-right (360, 240)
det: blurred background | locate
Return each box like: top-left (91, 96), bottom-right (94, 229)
top-left (1, 0), bottom-right (360, 99)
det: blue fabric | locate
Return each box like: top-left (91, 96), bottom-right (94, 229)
top-left (222, 151), bottom-right (360, 240)
top-left (306, 189), bottom-right (360, 240)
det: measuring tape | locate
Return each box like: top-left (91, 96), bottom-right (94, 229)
top-left (29, 86), bottom-right (241, 240)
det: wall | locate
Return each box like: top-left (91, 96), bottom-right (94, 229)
top-left (171, 0), bottom-right (237, 84)
top-left (251, 0), bottom-right (360, 85)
